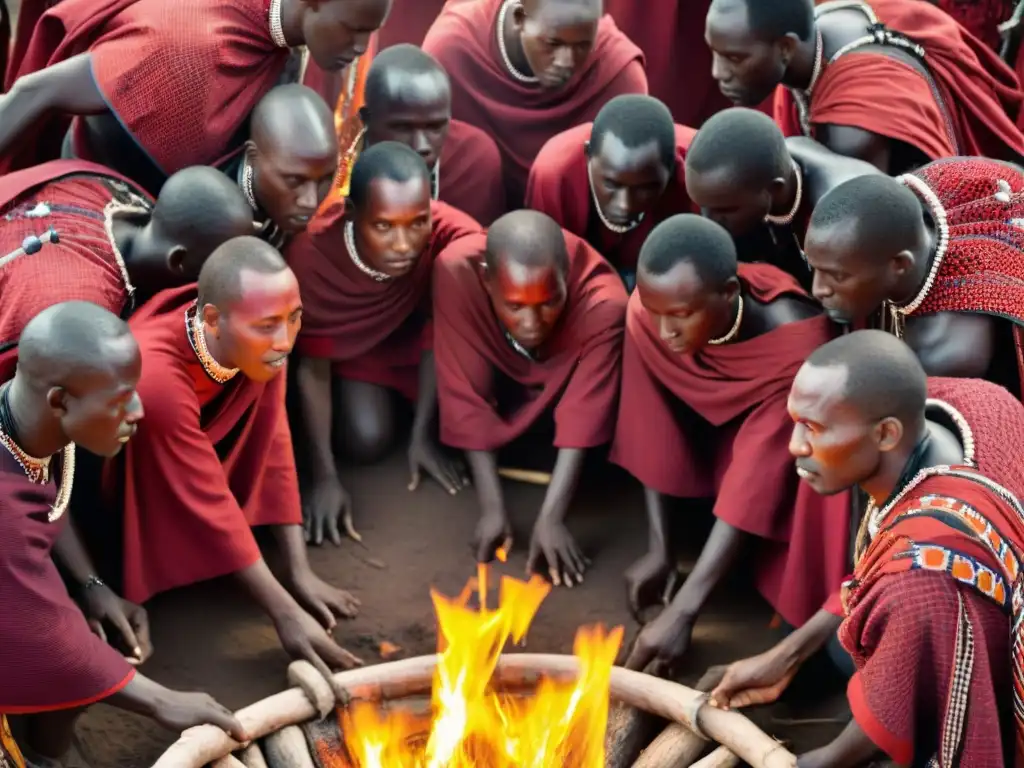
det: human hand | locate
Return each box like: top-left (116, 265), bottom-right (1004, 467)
top-left (83, 583), bottom-right (153, 664)
top-left (303, 476), bottom-right (358, 546)
top-left (275, 608), bottom-right (364, 701)
top-left (474, 512), bottom-right (512, 563)
top-left (708, 646), bottom-right (800, 710)
top-left (624, 551), bottom-right (673, 622)
top-left (526, 518), bottom-right (589, 587)
top-left (153, 689), bottom-right (248, 742)
top-left (290, 569), bottom-right (360, 629)
top-left (623, 608), bottom-right (694, 677)
top-left (408, 434), bottom-right (470, 495)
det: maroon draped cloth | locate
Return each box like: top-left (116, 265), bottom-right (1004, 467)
top-left (0, 449), bottom-right (135, 713)
top-left (610, 263), bottom-right (846, 626)
top-left (822, 375), bottom-right (1024, 617)
top-left (525, 122), bottom-right (697, 274)
top-left (288, 200), bottom-right (481, 399)
top-left (0, 159), bottom-right (149, 382)
top-left (2, 0), bottom-right (289, 175)
top-left (776, 0), bottom-right (1024, 163)
top-left (840, 467), bottom-right (1024, 765)
top-left (433, 230), bottom-right (627, 451)
top-left (101, 286), bottom-right (302, 603)
top-left (422, 0), bottom-right (647, 208)
top-left (439, 120), bottom-right (506, 226)
top-left (377, 0), bottom-right (444, 48)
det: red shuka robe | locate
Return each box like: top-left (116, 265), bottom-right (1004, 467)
top-left (776, 0), bottom-right (1024, 163)
top-left (421, 0), bottom-right (647, 208)
top-left (0, 159), bottom-right (150, 382)
top-left (102, 286), bottom-right (303, 604)
top-left (610, 263), bottom-right (847, 626)
top-left (840, 467), bottom-right (1024, 765)
top-left (288, 200), bottom-right (482, 400)
top-left (2, 0), bottom-right (290, 175)
top-left (822, 375), bottom-right (1024, 616)
top-left (896, 157), bottom-right (1024, 397)
top-left (525, 122), bottom-right (697, 275)
top-left (439, 120), bottom-right (506, 226)
top-left (433, 230), bottom-right (628, 451)
top-left (0, 449), bottom-right (135, 714)
top-left (376, 0), bottom-right (445, 48)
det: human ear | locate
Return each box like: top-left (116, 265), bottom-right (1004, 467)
top-left (875, 416), bottom-right (905, 453)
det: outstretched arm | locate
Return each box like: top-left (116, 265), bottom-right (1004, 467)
top-left (467, 449), bottom-right (511, 562)
top-left (527, 447), bottom-right (588, 586)
top-left (0, 54), bottom-right (106, 158)
top-left (798, 720), bottom-right (880, 768)
top-left (408, 350), bottom-right (469, 495)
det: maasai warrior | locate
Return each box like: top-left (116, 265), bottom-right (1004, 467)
top-left (806, 158), bottom-right (1024, 396)
top-left (433, 210), bottom-right (627, 585)
top-left (421, 0), bottom-right (647, 208)
top-left (616, 215), bottom-right (847, 672)
top-left (376, 0), bottom-right (445, 47)
top-left (74, 238), bottom-right (364, 683)
top-left (711, 331), bottom-right (1024, 767)
top-left (525, 94), bottom-right (696, 289)
top-left (0, 302), bottom-right (246, 765)
top-left (0, 0), bottom-right (392, 187)
top-left (289, 143), bottom-right (480, 546)
top-left (359, 44), bottom-right (506, 225)
top-left (706, 369), bottom-right (1024, 745)
top-left (0, 160), bottom-right (254, 382)
top-left (684, 107), bottom-right (877, 285)
top-left (228, 84), bottom-right (339, 249)
top-left (705, 0), bottom-right (1024, 174)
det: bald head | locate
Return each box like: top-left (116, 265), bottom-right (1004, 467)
top-left (708, 0), bottom-right (814, 42)
top-left (19, 302), bottom-right (136, 385)
top-left (149, 166), bottom-right (255, 276)
top-left (803, 330), bottom-right (927, 425)
top-left (639, 214), bottom-right (737, 289)
top-left (485, 210), bottom-right (569, 273)
top-left (687, 108), bottom-right (789, 188)
top-left (808, 175), bottom-right (925, 263)
top-left (365, 45), bottom-right (450, 111)
top-left (524, 0), bottom-right (602, 22)
top-left (251, 85), bottom-right (337, 156)
top-left (197, 237), bottom-right (290, 311)
top-left (349, 141), bottom-right (431, 210)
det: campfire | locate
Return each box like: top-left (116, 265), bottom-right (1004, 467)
top-left (339, 559), bottom-right (623, 767)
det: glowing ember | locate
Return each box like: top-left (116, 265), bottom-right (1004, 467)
top-left (340, 569), bottom-right (623, 767)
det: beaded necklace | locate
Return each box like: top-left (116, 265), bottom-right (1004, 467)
top-left (707, 296), bottom-right (744, 346)
top-left (186, 302), bottom-right (239, 384)
top-left (496, 0), bottom-right (538, 84)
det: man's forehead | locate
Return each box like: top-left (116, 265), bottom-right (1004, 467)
top-left (596, 133), bottom-right (663, 170)
top-left (233, 268), bottom-right (301, 309)
top-left (805, 220), bottom-right (864, 266)
top-left (496, 257), bottom-right (561, 286)
top-left (790, 363), bottom-right (849, 411)
top-left (706, 0), bottom-right (753, 37)
top-left (527, 0), bottom-right (602, 27)
top-left (379, 70), bottom-right (449, 107)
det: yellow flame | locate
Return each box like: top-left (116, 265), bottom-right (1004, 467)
top-left (340, 569), bottom-right (623, 767)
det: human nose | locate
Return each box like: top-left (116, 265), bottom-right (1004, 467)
top-left (297, 181), bottom-right (319, 211)
top-left (789, 424), bottom-right (811, 458)
top-left (811, 271), bottom-right (833, 302)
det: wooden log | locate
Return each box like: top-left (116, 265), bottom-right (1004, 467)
top-left (497, 467), bottom-right (553, 485)
top-left (263, 726), bottom-right (315, 768)
top-left (691, 746), bottom-right (741, 767)
top-left (604, 700), bottom-right (662, 768)
top-left (629, 723), bottom-right (706, 768)
top-left (287, 661), bottom-right (336, 720)
top-left (153, 654), bottom-right (796, 768)
top-left (210, 756), bottom-right (247, 768)
top-left (238, 744), bottom-right (270, 768)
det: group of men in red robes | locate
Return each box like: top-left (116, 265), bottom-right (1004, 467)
top-left (4, 0), bottom-right (1024, 765)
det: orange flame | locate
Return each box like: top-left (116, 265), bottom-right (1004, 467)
top-left (341, 569), bottom-right (623, 766)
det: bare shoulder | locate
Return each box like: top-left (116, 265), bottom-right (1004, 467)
top-left (764, 293), bottom-right (822, 326)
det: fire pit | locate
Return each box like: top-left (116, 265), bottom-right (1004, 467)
top-left (153, 571), bottom-right (796, 768)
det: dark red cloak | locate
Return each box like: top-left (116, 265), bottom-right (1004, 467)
top-left (840, 469), bottom-right (1024, 765)
top-left (0, 159), bottom-right (149, 382)
top-left (525, 122), bottom-right (697, 274)
top-left (3, 0), bottom-right (289, 175)
top-left (439, 119), bottom-right (506, 226)
top-left (102, 286), bottom-right (303, 604)
top-left (288, 200), bottom-right (482, 400)
top-left (821, 375), bottom-right (1024, 617)
top-left (421, 0), bottom-right (647, 208)
top-left (433, 230), bottom-right (628, 451)
top-left (0, 449), bottom-right (135, 713)
top-left (376, 0), bottom-right (445, 48)
top-left (776, 0), bottom-right (1024, 163)
top-left (899, 157), bottom-right (1024, 398)
top-left (610, 263), bottom-right (848, 626)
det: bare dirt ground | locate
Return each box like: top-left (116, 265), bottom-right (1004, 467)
top-left (66, 452), bottom-right (848, 766)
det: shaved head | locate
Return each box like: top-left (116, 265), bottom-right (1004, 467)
top-left (251, 84), bottom-right (337, 156)
top-left (349, 141), bottom-right (431, 210)
top-left (485, 210), bottom-right (569, 274)
top-left (197, 237), bottom-right (290, 311)
top-left (19, 302), bottom-right (135, 385)
top-left (639, 214), bottom-right (737, 289)
top-left (524, 0), bottom-right (602, 22)
top-left (365, 45), bottom-right (450, 109)
top-left (803, 330), bottom-right (927, 425)
top-left (708, 0), bottom-right (814, 43)
top-left (687, 108), bottom-right (789, 188)
top-left (590, 95), bottom-right (676, 171)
